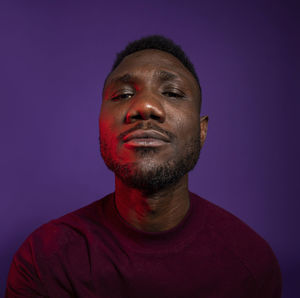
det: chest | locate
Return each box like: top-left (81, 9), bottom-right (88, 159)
top-left (61, 243), bottom-right (256, 298)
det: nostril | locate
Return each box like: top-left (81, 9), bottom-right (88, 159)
top-left (125, 100), bottom-right (166, 123)
top-left (132, 114), bottom-right (144, 120)
top-left (125, 113), bottom-right (143, 123)
top-left (151, 115), bottom-right (161, 121)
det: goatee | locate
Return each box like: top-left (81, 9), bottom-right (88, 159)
top-left (99, 135), bottom-right (201, 195)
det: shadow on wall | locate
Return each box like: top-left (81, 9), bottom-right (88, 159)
top-left (282, 262), bottom-right (300, 298)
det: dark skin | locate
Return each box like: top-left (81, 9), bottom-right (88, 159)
top-left (99, 49), bottom-right (208, 232)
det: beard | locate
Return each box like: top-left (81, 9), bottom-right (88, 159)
top-left (99, 134), bottom-right (201, 195)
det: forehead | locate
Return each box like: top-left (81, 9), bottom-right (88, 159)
top-left (105, 49), bottom-right (199, 92)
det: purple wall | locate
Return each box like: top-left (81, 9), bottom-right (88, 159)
top-left (1, 0), bottom-right (299, 296)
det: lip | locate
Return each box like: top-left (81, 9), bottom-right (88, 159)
top-left (122, 129), bottom-right (171, 147)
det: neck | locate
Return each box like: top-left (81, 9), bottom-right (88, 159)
top-left (114, 175), bottom-right (190, 232)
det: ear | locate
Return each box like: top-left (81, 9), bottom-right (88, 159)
top-left (200, 115), bottom-right (208, 148)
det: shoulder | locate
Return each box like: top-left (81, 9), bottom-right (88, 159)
top-left (17, 194), bottom-right (112, 259)
top-left (190, 192), bottom-right (275, 258)
top-left (190, 192), bottom-right (282, 293)
top-left (6, 195), bottom-right (113, 296)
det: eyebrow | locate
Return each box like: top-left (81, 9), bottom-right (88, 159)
top-left (109, 70), bottom-right (179, 85)
top-left (110, 73), bottom-right (133, 84)
top-left (155, 70), bottom-right (178, 82)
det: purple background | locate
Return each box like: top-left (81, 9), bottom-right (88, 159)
top-left (1, 0), bottom-right (299, 296)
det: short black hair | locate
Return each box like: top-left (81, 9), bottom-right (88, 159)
top-left (111, 35), bottom-right (201, 92)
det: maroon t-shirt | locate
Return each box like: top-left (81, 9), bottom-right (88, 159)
top-left (6, 192), bottom-right (282, 297)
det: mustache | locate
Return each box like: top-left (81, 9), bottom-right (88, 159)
top-left (117, 122), bottom-right (175, 142)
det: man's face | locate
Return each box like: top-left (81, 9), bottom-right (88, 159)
top-left (99, 49), bottom-right (205, 193)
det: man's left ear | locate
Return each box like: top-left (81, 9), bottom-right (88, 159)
top-left (200, 115), bottom-right (209, 148)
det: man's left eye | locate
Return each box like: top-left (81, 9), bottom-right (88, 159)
top-left (162, 91), bottom-right (184, 98)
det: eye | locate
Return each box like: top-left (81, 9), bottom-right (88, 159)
top-left (162, 91), bottom-right (184, 98)
top-left (111, 93), bottom-right (134, 101)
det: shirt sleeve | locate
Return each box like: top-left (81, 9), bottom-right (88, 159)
top-left (5, 239), bottom-right (47, 297)
top-left (255, 248), bottom-right (282, 298)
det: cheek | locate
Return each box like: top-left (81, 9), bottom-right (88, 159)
top-left (99, 108), bottom-right (132, 161)
top-left (99, 118), bottom-right (111, 138)
top-left (99, 110), bottom-right (116, 147)
top-left (99, 105), bottom-right (120, 134)
top-left (168, 106), bottom-right (199, 135)
top-left (99, 116), bottom-right (121, 161)
top-left (174, 116), bottom-right (200, 155)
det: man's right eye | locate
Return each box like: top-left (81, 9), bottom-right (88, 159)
top-left (111, 93), bottom-right (133, 101)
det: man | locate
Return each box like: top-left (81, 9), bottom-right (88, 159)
top-left (6, 35), bottom-right (282, 297)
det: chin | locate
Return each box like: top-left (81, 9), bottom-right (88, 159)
top-left (114, 159), bottom-right (190, 194)
top-left (100, 136), bottom-right (201, 193)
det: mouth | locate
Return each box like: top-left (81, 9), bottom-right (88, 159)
top-left (123, 129), bottom-right (171, 148)
top-left (124, 138), bottom-right (168, 148)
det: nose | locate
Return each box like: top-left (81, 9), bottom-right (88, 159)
top-left (125, 91), bottom-right (166, 124)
